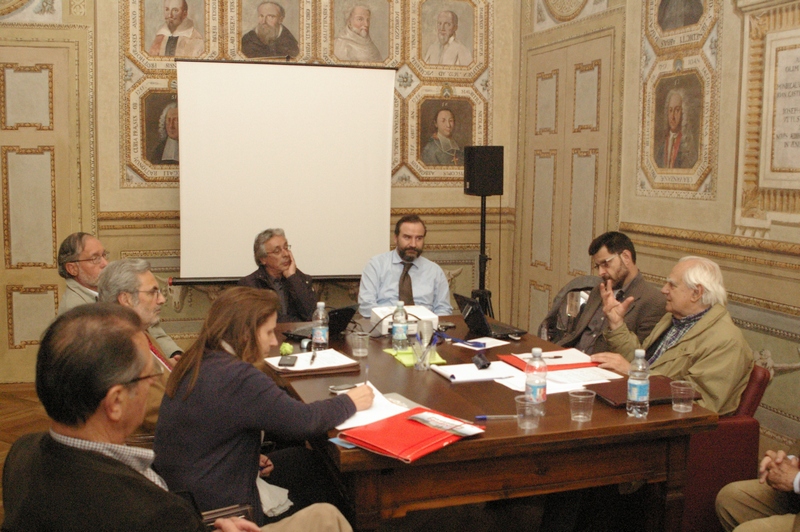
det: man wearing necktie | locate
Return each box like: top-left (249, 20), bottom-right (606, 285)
top-left (98, 259), bottom-right (176, 434)
top-left (556, 232), bottom-right (665, 355)
top-left (358, 215), bottom-right (453, 318)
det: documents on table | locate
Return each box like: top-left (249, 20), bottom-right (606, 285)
top-left (337, 406), bottom-right (484, 463)
top-left (335, 382), bottom-right (409, 431)
top-left (494, 364), bottom-right (624, 394)
top-left (454, 337), bottom-right (510, 351)
top-left (431, 361), bottom-right (520, 383)
top-left (499, 348), bottom-right (599, 371)
top-left (265, 349), bottom-right (358, 375)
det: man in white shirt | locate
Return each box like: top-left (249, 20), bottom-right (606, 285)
top-left (423, 10), bottom-right (472, 66)
top-left (148, 0), bottom-right (204, 58)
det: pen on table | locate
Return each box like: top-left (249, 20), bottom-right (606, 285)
top-left (543, 355), bottom-right (563, 359)
top-left (475, 415), bottom-right (518, 421)
top-left (310, 351), bottom-right (316, 365)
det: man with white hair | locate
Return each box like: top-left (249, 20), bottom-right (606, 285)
top-left (655, 89), bottom-right (697, 169)
top-left (150, 102), bottom-right (179, 164)
top-left (423, 10), bottom-right (472, 66)
top-left (333, 4), bottom-right (381, 62)
top-left (592, 256), bottom-right (753, 415)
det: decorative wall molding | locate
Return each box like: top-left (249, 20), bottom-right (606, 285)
top-left (621, 222), bottom-right (800, 257)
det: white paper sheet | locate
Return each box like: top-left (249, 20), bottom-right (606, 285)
top-left (494, 366), bottom-right (623, 394)
top-left (264, 349), bottom-right (356, 372)
top-left (431, 361), bottom-right (520, 383)
top-left (335, 382), bottom-right (409, 430)
top-left (454, 337), bottom-right (510, 351)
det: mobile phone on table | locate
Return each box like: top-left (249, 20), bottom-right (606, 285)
top-left (278, 355), bottom-right (297, 367)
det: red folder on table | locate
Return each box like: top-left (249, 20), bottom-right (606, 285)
top-left (498, 354), bottom-right (598, 372)
top-left (338, 407), bottom-right (483, 463)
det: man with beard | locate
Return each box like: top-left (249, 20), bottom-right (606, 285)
top-left (238, 228), bottom-right (316, 322)
top-left (149, 0), bottom-right (204, 58)
top-left (149, 102), bottom-right (179, 165)
top-left (555, 232), bottom-right (665, 354)
top-left (423, 10), bottom-right (473, 66)
top-left (421, 107), bottom-right (464, 166)
top-left (358, 215), bottom-right (452, 317)
top-left (241, 2), bottom-right (299, 59)
top-left (333, 4), bottom-right (382, 62)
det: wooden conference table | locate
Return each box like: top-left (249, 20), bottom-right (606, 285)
top-left (269, 316), bottom-right (717, 531)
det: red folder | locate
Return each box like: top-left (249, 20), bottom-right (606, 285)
top-left (338, 407), bottom-right (480, 463)
top-left (498, 354), bottom-right (599, 372)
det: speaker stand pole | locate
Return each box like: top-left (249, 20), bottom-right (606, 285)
top-left (472, 195), bottom-right (494, 318)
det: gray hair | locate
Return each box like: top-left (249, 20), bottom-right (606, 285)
top-left (36, 304), bottom-right (146, 426)
top-left (253, 228), bottom-right (286, 266)
top-left (679, 256), bottom-right (727, 307)
top-left (98, 258), bottom-right (153, 307)
top-left (158, 102), bottom-right (178, 141)
top-left (57, 232), bottom-right (92, 279)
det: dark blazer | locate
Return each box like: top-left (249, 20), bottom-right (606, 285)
top-left (557, 272), bottom-right (666, 354)
top-left (237, 265), bottom-right (316, 322)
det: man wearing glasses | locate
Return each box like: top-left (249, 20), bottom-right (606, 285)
top-left (3, 303), bottom-right (346, 531)
top-left (57, 232), bottom-right (182, 358)
top-left (238, 228), bottom-right (316, 322)
top-left (556, 231), bottom-right (665, 354)
top-left (98, 258), bottom-right (175, 434)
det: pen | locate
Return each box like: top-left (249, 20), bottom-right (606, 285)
top-left (475, 415), bottom-right (517, 420)
top-left (543, 355), bottom-right (563, 359)
top-left (310, 351), bottom-right (316, 365)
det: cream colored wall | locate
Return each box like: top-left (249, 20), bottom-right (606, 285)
top-left (0, 0), bottom-right (520, 381)
top-left (515, 0), bottom-right (800, 454)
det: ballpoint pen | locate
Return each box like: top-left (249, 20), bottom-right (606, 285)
top-left (475, 415), bottom-right (517, 420)
top-left (310, 351), bottom-right (317, 365)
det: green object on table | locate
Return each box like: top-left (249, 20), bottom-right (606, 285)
top-left (279, 342), bottom-right (294, 355)
top-left (383, 348), bottom-right (446, 367)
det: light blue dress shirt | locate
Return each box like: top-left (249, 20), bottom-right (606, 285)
top-left (358, 250), bottom-right (453, 318)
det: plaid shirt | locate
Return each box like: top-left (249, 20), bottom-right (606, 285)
top-left (646, 306), bottom-right (712, 365)
top-left (50, 429), bottom-right (168, 490)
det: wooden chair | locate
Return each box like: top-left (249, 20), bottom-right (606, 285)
top-left (681, 364), bottom-right (771, 532)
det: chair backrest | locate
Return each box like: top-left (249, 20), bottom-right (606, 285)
top-left (734, 364), bottom-right (771, 417)
top-left (538, 275), bottom-right (601, 341)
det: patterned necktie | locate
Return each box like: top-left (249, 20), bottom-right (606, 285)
top-left (147, 336), bottom-right (172, 372)
top-left (165, 36), bottom-right (179, 56)
top-left (399, 262), bottom-right (414, 306)
top-left (615, 290), bottom-right (625, 302)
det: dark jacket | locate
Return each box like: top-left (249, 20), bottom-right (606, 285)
top-left (238, 265), bottom-right (316, 322)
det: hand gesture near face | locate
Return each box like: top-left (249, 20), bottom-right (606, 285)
top-left (600, 280), bottom-right (634, 331)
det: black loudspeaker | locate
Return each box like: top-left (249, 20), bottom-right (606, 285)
top-left (464, 146), bottom-right (504, 197)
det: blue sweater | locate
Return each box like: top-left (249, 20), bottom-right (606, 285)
top-left (153, 349), bottom-right (355, 525)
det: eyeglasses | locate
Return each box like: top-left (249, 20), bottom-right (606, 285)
top-left (592, 254), bottom-right (619, 271)
top-left (123, 363), bottom-right (164, 386)
top-left (66, 250), bottom-right (109, 265)
top-left (137, 287), bottom-right (166, 298)
top-left (265, 244), bottom-right (291, 257)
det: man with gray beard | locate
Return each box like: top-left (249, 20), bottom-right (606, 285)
top-left (241, 2), bottom-right (299, 58)
top-left (333, 4), bottom-right (382, 62)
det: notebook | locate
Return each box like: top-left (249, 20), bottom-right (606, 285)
top-left (282, 307), bottom-right (356, 341)
top-left (586, 375), bottom-right (702, 407)
top-left (454, 293), bottom-right (527, 339)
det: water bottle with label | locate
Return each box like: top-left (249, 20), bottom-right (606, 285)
top-left (525, 348), bottom-right (548, 410)
top-left (311, 302), bottom-right (329, 352)
top-left (392, 301), bottom-right (408, 351)
top-left (627, 349), bottom-right (650, 418)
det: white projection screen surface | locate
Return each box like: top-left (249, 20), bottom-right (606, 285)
top-left (177, 61), bottom-right (395, 278)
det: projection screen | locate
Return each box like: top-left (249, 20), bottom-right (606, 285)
top-left (176, 61), bottom-right (395, 278)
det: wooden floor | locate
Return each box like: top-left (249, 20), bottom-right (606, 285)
top-left (0, 383), bottom-right (51, 524)
top-left (0, 383), bottom-right (543, 530)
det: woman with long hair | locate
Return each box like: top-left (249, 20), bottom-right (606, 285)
top-left (153, 287), bottom-right (373, 526)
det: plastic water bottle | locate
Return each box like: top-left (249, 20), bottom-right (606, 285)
top-left (392, 301), bottom-right (408, 351)
top-left (525, 348), bottom-right (548, 408)
top-left (311, 302), bottom-right (329, 352)
top-left (627, 349), bottom-right (650, 418)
